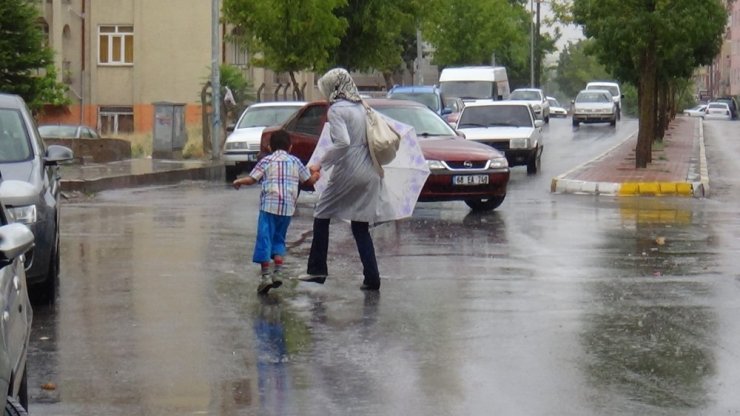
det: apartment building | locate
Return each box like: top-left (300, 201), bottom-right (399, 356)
top-left (37, 0), bottom-right (319, 135)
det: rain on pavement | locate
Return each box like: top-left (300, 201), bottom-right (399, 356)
top-left (27, 118), bottom-right (740, 415)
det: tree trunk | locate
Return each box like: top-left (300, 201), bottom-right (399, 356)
top-left (289, 71), bottom-right (303, 100)
top-left (656, 80), bottom-right (667, 142)
top-left (636, 46), bottom-right (657, 168)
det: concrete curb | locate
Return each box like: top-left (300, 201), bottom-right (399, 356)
top-left (61, 164), bottom-right (224, 194)
top-left (551, 119), bottom-right (709, 198)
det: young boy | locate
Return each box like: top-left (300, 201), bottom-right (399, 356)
top-left (233, 129), bottom-right (320, 294)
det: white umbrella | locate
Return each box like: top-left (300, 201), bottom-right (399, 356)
top-left (308, 116), bottom-right (430, 223)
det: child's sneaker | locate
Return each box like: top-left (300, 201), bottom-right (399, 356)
top-left (257, 274), bottom-right (273, 295)
top-left (271, 274), bottom-right (283, 289)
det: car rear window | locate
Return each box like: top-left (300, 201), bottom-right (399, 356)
top-left (459, 105), bottom-right (533, 128)
top-left (0, 109), bottom-right (32, 162)
top-left (387, 92), bottom-right (441, 112)
top-left (237, 106), bottom-right (302, 129)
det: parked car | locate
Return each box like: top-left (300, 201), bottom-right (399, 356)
top-left (0, 93), bottom-right (74, 304)
top-left (683, 104), bottom-right (707, 117)
top-left (442, 96), bottom-right (466, 126)
top-left (571, 89), bottom-right (618, 127)
top-left (386, 85), bottom-right (453, 118)
top-left (703, 102), bottom-right (732, 120)
top-left (546, 96), bottom-right (568, 117)
top-left (259, 99), bottom-right (511, 211)
top-left (455, 100), bottom-right (544, 174)
top-left (223, 101), bottom-right (306, 181)
top-left (0, 182), bottom-right (35, 414)
top-left (38, 124), bottom-right (100, 139)
top-left (713, 96), bottom-right (738, 119)
top-left (586, 81), bottom-right (623, 120)
top-left (508, 88), bottom-right (550, 123)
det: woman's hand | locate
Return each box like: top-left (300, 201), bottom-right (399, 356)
top-left (309, 164), bottom-right (321, 174)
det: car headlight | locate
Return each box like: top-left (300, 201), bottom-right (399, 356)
top-left (426, 160), bottom-right (446, 170)
top-left (225, 142), bottom-right (248, 150)
top-left (509, 138), bottom-right (530, 149)
top-left (7, 205), bottom-right (37, 224)
top-left (489, 157), bottom-right (508, 169)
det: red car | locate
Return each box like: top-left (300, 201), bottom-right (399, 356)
top-left (259, 98), bottom-right (510, 211)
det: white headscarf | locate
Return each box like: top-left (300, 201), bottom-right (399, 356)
top-left (317, 68), bottom-right (362, 104)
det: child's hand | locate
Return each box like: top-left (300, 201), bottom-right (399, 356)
top-left (309, 164), bottom-right (321, 175)
top-left (232, 179), bottom-right (241, 190)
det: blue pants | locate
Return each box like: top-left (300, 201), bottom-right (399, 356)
top-left (253, 211), bottom-right (292, 264)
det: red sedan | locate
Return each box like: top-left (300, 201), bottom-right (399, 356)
top-left (259, 99), bottom-right (510, 211)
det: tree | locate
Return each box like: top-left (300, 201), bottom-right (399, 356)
top-left (555, 39), bottom-right (610, 99)
top-left (569, 0), bottom-right (727, 168)
top-left (0, 0), bottom-right (69, 111)
top-left (222, 0), bottom-right (348, 100)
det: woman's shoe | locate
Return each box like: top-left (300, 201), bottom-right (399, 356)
top-left (298, 274), bottom-right (327, 284)
top-left (360, 282), bottom-right (380, 291)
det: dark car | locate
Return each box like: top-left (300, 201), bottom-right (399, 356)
top-left (38, 124), bottom-right (100, 139)
top-left (259, 99), bottom-right (510, 211)
top-left (0, 93), bottom-right (74, 304)
top-left (0, 181), bottom-right (34, 414)
top-left (713, 96), bottom-right (738, 120)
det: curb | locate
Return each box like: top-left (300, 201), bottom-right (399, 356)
top-left (60, 164), bottom-right (224, 194)
top-left (550, 119), bottom-right (709, 198)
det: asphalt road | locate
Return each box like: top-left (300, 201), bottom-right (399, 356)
top-left (26, 117), bottom-right (740, 415)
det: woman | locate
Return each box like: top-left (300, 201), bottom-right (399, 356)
top-left (300, 68), bottom-right (382, 290)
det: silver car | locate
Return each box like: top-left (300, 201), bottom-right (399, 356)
top-left (0, 182), bottom-right (34, 413)
top-left (572, 89), bottom-right (617, 127)
top-left (456, 100), bottom-right (544, 174)
top-left (0, 93), bottom-right (73, 304)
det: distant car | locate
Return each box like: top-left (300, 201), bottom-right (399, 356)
top-left (38, 124), bottom-right (100, 139)
top-left (683, 104), bottom-right (707, 117)
top-left (703, 102), bottom-right (732, 120)
top-left (0, 93), bottom-right (74, 304)
top-left (386, 85), bottom-right (453, 118)
top-left (223, 101), bottom-right (306, 181)
top-left (713, 96), bottom-right (738, 120)
top-left (259, 99), bottom-right (511, 211)
top-left (547, 96), bottom-right (568, 117)
top-left (0, 182), bottom-right (34, 414)
top-left (572, 89), bottom-right (617, 127)
top-left (508, 88), bottom-right (550, 123)
top-left (455, 100), bottom-right (544, 174)
top-left (586, 81), bottom-right (623, 120)
top-left (442, 96), bottom-right (466, 126)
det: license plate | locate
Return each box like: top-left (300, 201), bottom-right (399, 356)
top-left (453, 175), bottom-right (489, 185)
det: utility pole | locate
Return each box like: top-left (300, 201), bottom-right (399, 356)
top-left (210, 0), bottom-right (221, 160)
top-left (535, 0), bottom-right (541, 88)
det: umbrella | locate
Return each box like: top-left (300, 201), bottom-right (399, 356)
top-left (308, 115), bottom-right (430, 223)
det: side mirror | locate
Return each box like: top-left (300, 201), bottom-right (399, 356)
top-left (45, 144), bottom-right (74, 165)
top-left (534, 120), bottom-right (544, 128)
top-left (0, 223), bottom-right (34, 261)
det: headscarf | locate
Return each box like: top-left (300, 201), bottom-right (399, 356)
top-left (317, 68), bottom-right (362, 104)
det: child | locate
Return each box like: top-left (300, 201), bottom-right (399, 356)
top-left (233, 129), bottom-right (320, 294)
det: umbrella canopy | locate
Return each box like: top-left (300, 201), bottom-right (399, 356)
top-left (308, 116), bottom-right (430, 223)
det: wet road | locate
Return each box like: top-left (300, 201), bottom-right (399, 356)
top-left (27, 117), bottom-right (740, 415)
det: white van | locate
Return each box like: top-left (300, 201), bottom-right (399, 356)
top-left (586, 81), bottom-right (623, 119)
top-left (439, 66), bottom-right (510, 101)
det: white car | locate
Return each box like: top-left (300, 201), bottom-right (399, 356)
top-left (703, 102), bottom-right (732, 120)
top-left (508, 88), bottom-right (550, 123)
top-left (223, 101), bottom-right (306, 180)
top-left (683, 104), bottom-right (707, 117)
top-left (586, 81), bottom-right (622, 120)
top-left (547, 96), bottom-right (568, 117)
top-left (456, 100), bottom-right (544, 174)
top-left (572, 89), bottom-right (617, 127)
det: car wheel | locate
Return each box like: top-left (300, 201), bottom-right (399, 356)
top-left (32, 231), bottom-right (59, 306)
top-left (610, 118), bottom-right (617, 127)
top-left (464, 196), bottom-right (505, 211)
top-left (4, 397), bottom-right (28, 416)
top-left (225, 166), bottom-right (238, 182)
top-left (544, 115), bottom-right (550, 124)
top-left (572, 118), bottom-right (579, 127)
top-left (18, 364), bottom-right (27, 411)
top-left (527, 152), bottom-right (540, 174)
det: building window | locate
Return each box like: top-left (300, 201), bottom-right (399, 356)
top-left (99, 106), bottom-right (134, 135)
top-left (98, 25), bottom-right (134, 65)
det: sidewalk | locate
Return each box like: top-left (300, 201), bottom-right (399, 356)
top-left (59, 116), bottom-right (709, 198)
top-left (550, 116), bottom-right (709, 197)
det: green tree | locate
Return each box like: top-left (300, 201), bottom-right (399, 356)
top-left (555, 39), bottom-right (610, 99)
top-left (0, 0), bottom-right (69, 111)
top-left (570, 0), bottom-right (727, 168)
top-left (222, 0), bottom-right (348, 100)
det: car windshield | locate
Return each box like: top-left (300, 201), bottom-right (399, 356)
top-left (0, 109), bottom-right (32, 162)
top-left (510, 90), bottom-right (541, 101)
top-left (547, 98), bottom-right (560, 107)
top-left (388, 92), bottom-right (440, 112)
top-left (457, 105), bottom-right (533, 128)
top-left (237, 106), bottom-right (301, 129)
top-left (577, 92), bottom-right (611, 103)
top-left (440, 81), bottom-right (493, 100)
top-left (587, 85), bottom-right (619, 98)
top-left (38, 125), bottom-right (78, 138)
top-left (374, 105), bottom-right (456, 137)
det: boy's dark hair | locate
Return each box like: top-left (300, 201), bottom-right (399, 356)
top-left (270, 129), bottom-right (291, 152)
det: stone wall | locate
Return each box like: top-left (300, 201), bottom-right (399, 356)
top-left (43, 138), bottom-right (132, 163)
